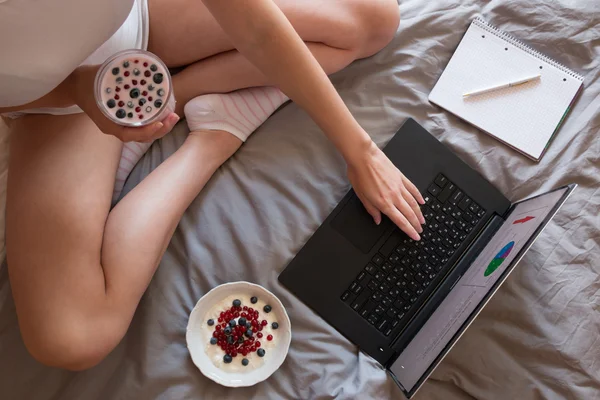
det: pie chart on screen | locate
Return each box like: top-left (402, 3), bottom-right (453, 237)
top-left (485, 241), bottom-right (515, 277)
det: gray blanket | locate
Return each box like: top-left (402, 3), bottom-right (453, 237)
top-left (1, 0), bottom-right (599, 399)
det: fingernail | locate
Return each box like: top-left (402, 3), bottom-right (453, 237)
top-left (420, 216), bottom-right (426, 224)
top-left (413, 233), bottom-right (421, 241)
top-left (375, 216), bottom-right (381, 225)
top-left (417, 225), bottom-right (423, 233)
top-left (171, 114), bottom-right (180, 123)
top-left (155, 122), bottom-right (164, 130)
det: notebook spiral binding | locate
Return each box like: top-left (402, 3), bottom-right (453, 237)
top-left (473, 17), bottom-right (584, 81)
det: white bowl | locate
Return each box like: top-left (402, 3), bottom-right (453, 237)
top-left (186, 281), bottom-right (291, 387)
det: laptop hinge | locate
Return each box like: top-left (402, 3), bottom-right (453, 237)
top-left (388, 214), bottom-right (505, 354)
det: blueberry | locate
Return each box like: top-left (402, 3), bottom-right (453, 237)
top-left (106, 99), bottom-right (116, 109)
top-left (145, 106), bottom-right (152, 113)
top-left (127, 112), bottom-right (133, 118)
top-left (133, 68), bottom-right (141, 76)
top-left (138, 98), bottom-right (147, 106)
top-left (257, 348), bottom-right (266, 357)
top-left (210, 337), bottom-right (217, 345)
top-left (224, 326), bottom-right (232, 335)
top-left (115, 109), bottom-right (126, 119)
top-left (150, 64), bottom-right (158, 72)
top-left (130, 88), bottom-right (140, 99)
top-left (233, 299), bottom-right (241, 307)
top-left (238, 317), bottom-right (247, 326)
top-left (153, 73), bottom-right (164, 84)
top-left (272, 322), bottom-right (279, 330)
top-left (207, 319), bottom-right (214, 326)
top-left (227, 336), bottom-right (235, 344)
top-left (246, 321), bottom-right (252, 328)
top-left (112, 67), bottom-right (120, 75)
top-left (245, 329), bottom-right (253, 338)
top-left (116, 77), bottom-right (124, 83)
top-left (105, 88), bottom-right (112, 94)
top-left (127, 101), bottom-right (134, 108)
top-left (123, 61), bottom-right (130, 68)
top-left (242, 358), bottom-right (249, 366)
top-left (238, 336), bottom-right (244, 344)
top-left (250, 296), bottom-right (258, 304)
top-left (223, 354), bottom-right (232, 363)
top-left (148, 84), bottom-right (155, 91)
top-left (263, 305), bottom-right (272, 313)
top-left (229, 319), bottom-right (237, 327)
top-left (157, 88), bottom-right (165, 97)
top-left (154, 99), bottom-right (163, 108)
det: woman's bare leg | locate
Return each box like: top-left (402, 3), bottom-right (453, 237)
top-left (148, 0), bottom-right (401, 114)
top-left (7, 114), bottom-right (240, 370)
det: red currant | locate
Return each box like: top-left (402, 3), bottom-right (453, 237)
top-left (231, 350), bottom-right (237, 357)
top-left (248, 308), bottom-right (254, 313)
top-left (267, 335), bottom-right (273, 341)
top-left (124, 71), bottom-right (130, 77)
top-left (115, 87), bottom-right (121, 92)
top-left (114, 94), bottom-right (120, 100)
top-left (148, 96), bottom-right (153, 101)
top-left (257, 332), bottom-right (263, 338)
top-left (212, 331), bottom-right (218, 338)
top-left (124, 84), bottom-right (130, 89)
top-left (143, 62), bottom-right (148, 67)
top-left (258, 326), bottom-right (263, 331)
top-left (261, 320), bottom-right (268, 326)
top-left (141, 80), bottom-right (146, 85)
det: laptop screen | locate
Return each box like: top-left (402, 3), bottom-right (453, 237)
top-left (389, 185), bottom-right (573, 396)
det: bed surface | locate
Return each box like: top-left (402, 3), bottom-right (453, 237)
top-left (1, 0), bottom-right (599, 399)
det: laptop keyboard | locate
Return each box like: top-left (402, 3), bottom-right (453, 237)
top-left (340, 174), bottom-right (486, 336)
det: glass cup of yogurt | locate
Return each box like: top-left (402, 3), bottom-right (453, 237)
top-left (94, 49), bottom-right (176, 127)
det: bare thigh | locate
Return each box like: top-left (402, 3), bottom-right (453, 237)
top-left (6, 114), bottom-right (122, 360)
top-left (147, 0), bottom-right (397, 67)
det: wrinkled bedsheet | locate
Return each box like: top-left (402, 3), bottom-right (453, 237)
top-left (1, 0), bottom-right (599, 399)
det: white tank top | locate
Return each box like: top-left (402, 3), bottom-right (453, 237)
top-left (0, 0), bottom-right (136, 108)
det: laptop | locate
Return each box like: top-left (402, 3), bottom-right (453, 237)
top-left (278, 118), bottom-right (575, 398)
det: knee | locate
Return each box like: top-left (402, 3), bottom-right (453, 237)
top-left (352, 0), bottom-right (401, 58)
top-left (21, 316), bottom-right (122, 371)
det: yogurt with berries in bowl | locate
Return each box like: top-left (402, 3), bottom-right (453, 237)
top-left (94, 49), bottom-right (175, 126)
top-left (186, 282), bottom-right (291, 387)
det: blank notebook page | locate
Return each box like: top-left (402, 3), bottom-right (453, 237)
top-left (429, 18), bottom-right (583, 161)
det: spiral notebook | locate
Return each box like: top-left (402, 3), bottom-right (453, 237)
top-left (429, 18), bottom-right (584, 161)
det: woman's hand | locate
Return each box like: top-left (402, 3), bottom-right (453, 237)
top-left (69, 65), bottom-right (179, 142)
top-left (347, 140), bottom-right (425, 241)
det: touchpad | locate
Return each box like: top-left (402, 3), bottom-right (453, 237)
top-left (331, 193), bottom-right (390, 254)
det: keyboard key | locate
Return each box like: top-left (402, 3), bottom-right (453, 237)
top-left (395, 244), bottom-right (409, 255)
top-left (384, 326), bottom-right (394, 336)
top-left (450, 209), bottom-right (463, 220)
top-left (351, 291), bottom-right (370, 310)
top-left (388, 253), bottom-right (400, 264)
top-left (341, 291), bottom-right (354, 303)
top-left (381, 262), bottom-right (393, 273)
top-left (477, 208), bottom-right (486, 218)
top-left (422, 280), bottom-right (431, 288)
top-left (367, 280), bottom-right (378, 291)
top-left (428, 184), bottom-right (442, 196)
top-left (386, 273), bottom-right (398, 285)
top-left (409, 296), bottom-right (418, 304)
top-left (351, 283), bottom-right (363, 294)
top-left (415, 288), bottom-right (424, 295)
top-left (396, 279), bottom-right (408, 288)
top-left (463, 212), bottom-right (474, 222)
top-left (360, 301), bottom-right (375, 317)
top-left (401, 256), bottom-right (412, 266)
top-left (423, 263), bottom-right (434, 274)
top-left (371, 292), bottom-right (384, 302)
top-left (458, 196), bottom-right (472, 211)
top-left (429, 254), bottom-right (440, 265)
top-left (415, 272), bottom-right (426, 282)
top-left (457, 220), bottom-right (468, 231)
top-left (382, 296), bottom-right (392, 307)
top-left (434, 174), bottom-right (448, 188)
top-left (368, 313), bottom-right (379, 325)
top-left (374, 271), bottom-right (386, 282)
top-left (429, 222), bottom-right (440, 232)
top-left (442, 204), bottom-right (453, 214)
top-left (423, 206), bottom-right (435, 221)
top-left (365, 264), bottom-right (377, 275)
top-left (374, 305), bottom-right (386, 315)
top-left (393, 265), bottom-right (406, 275)
top-left (449, 190), bottom-right (463, 205)
top-left (387, 308), bottom-right (398, 318)
top-left (401, 271), bottom-right (413, 281)
top-left (469, 202), bottom-right (480, 214)
top-left (416, 253), bottom-right (427, 263)
top-left (435, 214), bottom-right (448, 224)
top-left (408, 281), bottom-right (420, 293)
top-left (410, 262), bottom-right (422, 272)
top-left (357, 271), bottom-right (367, 282)
top-left (400, 289), bottom-right (413, 300)
top-left (437, 183), bottom-right (456, 203)
top-left (378, 282), bottom-right (391, 293)
top-left (396, 312), bottom-right (406, 321)
top-left (408, 248), bottom-right (418, 257)
top-left (372, 254), bottom-right (384, 266)
top-left (379, 230), bottom-right (402, 257)
top-left (349, 281), bottom-right (359, 293)
top-left (391, 319), bottom-right (400, 329)
top-left (389, 288), bottom-right (400, 298)
top-left (430, 200), bottom-right (442, 212)
top-left (402, 303), bottom-right (412, 312)
top-left (377, 318), bottom-right (389, 332)
top-left (393, 299), bottom-right (405, 309)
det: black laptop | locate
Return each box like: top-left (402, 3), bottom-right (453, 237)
top-left (279, 118), bottom-right (575, 398)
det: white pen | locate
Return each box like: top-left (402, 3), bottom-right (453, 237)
top-left (463, 74), bottom-right (542, 98)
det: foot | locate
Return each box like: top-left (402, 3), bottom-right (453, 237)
top-left (183, 87), bottom-right (289, 142)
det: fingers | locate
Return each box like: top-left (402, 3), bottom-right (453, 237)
top-left (393, 193), bottom-right (423, 235)
top-left (401, 186), bottom-right (425, 225)
top-left (356, 192), bottom-right (382, 225)
top-left (402, 175), bottom-right (425, 205)
top-left (385, 205), bottom-right (421, 241)
top-left (112, 113), bottom-right (180, 142)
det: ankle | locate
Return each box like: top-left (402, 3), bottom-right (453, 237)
top-left (186, 129), bottom-right (243, 164)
